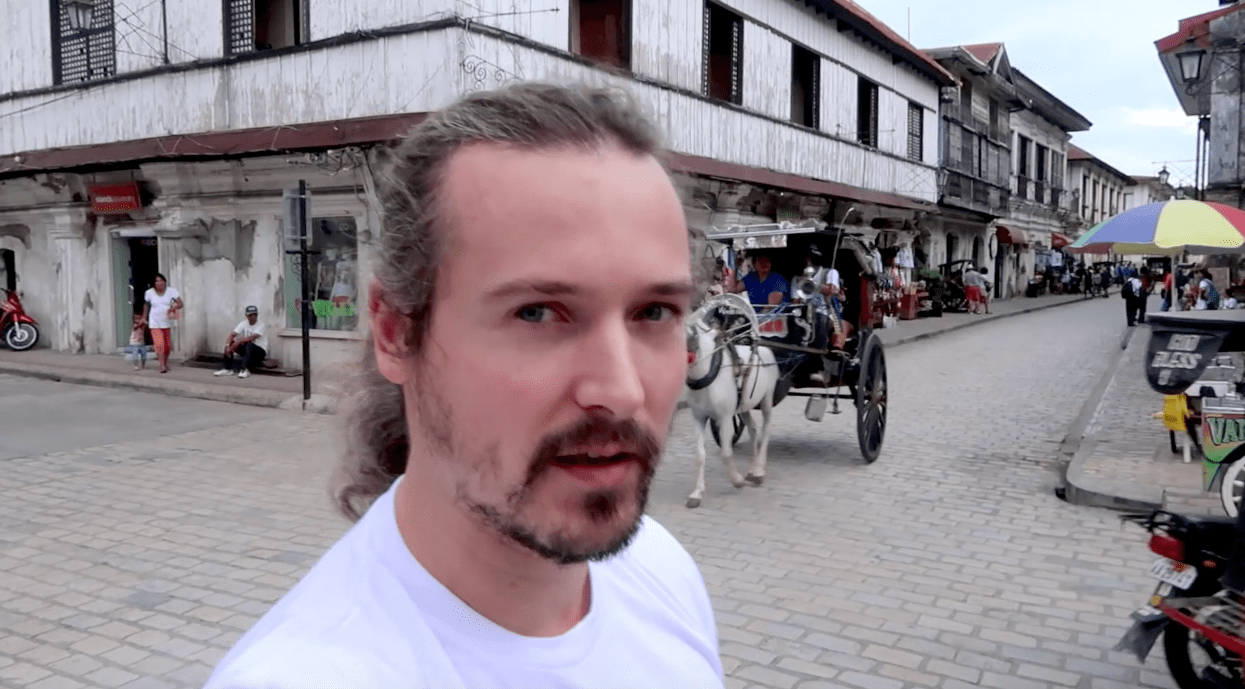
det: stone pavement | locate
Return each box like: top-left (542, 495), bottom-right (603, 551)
top-left (873, 292), bottom-right (1086, 349)
top-left (0, 349), bottom-right (344, 413)
top-left (1062, 311), bottom-right (1218, 515)
top-left (0, 297), bottom-right (1185, 689)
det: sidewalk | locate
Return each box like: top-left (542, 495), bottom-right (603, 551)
top-left (0, 292), bottom-right (1086, 412)
top-left (0, 348), bottom-right (344, 413)
top-left (1063, 320), bottom-right (1218, 515)
top-left (874, 291), bottom-right (1087, 348)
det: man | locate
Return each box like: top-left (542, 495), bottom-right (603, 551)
top-left (204, 83), bottom-right (723, 688)
top-left (962, 265), bottom-right (991, 314)
top-left (790, 245), bottom-right (840, 351)
top-left (213, 306), bottom-right (268, 379)
top-left (733, 252), bottom-right (788, 308)
top-left (1123, 269), bottom-right (1147, 326)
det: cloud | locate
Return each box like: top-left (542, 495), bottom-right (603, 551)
top-left (1126, 107), bottom-right (1198, 130)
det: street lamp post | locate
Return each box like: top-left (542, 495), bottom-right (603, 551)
top-left (63, 0), bottom-right (96, 79)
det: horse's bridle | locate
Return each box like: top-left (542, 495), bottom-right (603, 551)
top-left (685, 321), bottom-right (724, 390)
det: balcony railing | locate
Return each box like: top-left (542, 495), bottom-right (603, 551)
top-left (1016, 176), bottom-right (1029, 200)
top-left (941, 170), bottom-right (1011, 215)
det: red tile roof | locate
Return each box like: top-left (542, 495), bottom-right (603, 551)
top-left (1067, 144), bottom-right (1092, 161)
top-left (962, 43), bottom-right (1003, 65)
top-left (830, 0), bottom-right (956, 85)
top-left (1155, 4), bottom-right (1245, 54)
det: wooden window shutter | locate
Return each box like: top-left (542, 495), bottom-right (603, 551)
top-left (729, 13), bottom-right (742, 105)
top-left (701, 3), bottom-right (711, 96)
top-left (299, 0), bottom-right (310, 45)
top-left (868, 83), bottom-right (878, 146)
top-left (810, 56), bottom-right (820, 129)
top-left (907, 103), bottom-right (922, 161)
top-left (225, 0), bottom-right (254, 56)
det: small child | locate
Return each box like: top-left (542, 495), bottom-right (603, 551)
top-left (127, 315), bottom-right (147, 371)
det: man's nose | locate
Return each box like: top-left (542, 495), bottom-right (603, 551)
top-left (572, 320), bottom-right (646, 418)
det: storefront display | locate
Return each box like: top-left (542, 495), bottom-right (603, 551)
top-left (285, 216), bottom-right (359, 332)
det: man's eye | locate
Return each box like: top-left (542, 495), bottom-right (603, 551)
top-left (639, 304), bottom-right (677, 322)
top-left (516, 305), bottom-right (555, 323)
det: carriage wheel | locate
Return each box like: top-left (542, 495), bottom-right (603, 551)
top-left (709, 415), bottom-right (747, 448)
top-left (855, 333), bottom-right (887, 464)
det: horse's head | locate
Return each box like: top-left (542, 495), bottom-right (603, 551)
top-left (685, 310), bottom-right (721, 361)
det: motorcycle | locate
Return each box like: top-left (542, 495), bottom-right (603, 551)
top-left (0, 289), bottom-right (38, 351)
top-left (1118, 509), bottom-right (1242, 688)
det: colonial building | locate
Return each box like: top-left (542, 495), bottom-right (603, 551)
top-left (0, 0), bottom-right (952, 368)
top-left (923, 42), bottom-right (1022, 294)
top-left (1002, 67), bottom-right (1091, 299)
top-left (1124, 175), bottom-right (1176, 210)
top-left (1155, 2), bottom-right (1242, 209)
top-left (1065, 144), bottom-right (1136, 234)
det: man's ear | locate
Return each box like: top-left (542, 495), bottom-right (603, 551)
top-left (369, 278), bottom-right (413, 385)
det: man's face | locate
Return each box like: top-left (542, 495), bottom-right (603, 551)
top-left (407, 143), bottom-right (692, 564)
top-left (754, 256), bottom-right (771, 276)
top-left (246, 313), bottom-right (257, 325)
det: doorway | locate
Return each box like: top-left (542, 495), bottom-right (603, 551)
top-left (946, 233), bottom-right (959, 266)
top-left (0, 249), bottom-right (15, 292)
top-left (112, 237), bottom-right (159, 348)
top-left (972, 237), bottom-right (983, 269)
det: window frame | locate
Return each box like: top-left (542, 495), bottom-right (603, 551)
top-left (703, 2), bottom-right (743, 105)
top-left (856, 76), bottom-right (879, 148)
top-left (50, 0), bottom-right (117, 85)
top-left (569, 0), bottom-right (632, 70)
top-left (224, 0), bottom-right (309, 57)
top-left (906, 101), bottom-right (923, 162)
top-left (790, 44), bottom-right (820, 129)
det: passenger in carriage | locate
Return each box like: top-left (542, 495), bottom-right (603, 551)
top-left (790, 245), bottom-right (839, 351)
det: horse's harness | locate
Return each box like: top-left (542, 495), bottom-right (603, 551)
top-left (685, 315), bottom-right (767, 407)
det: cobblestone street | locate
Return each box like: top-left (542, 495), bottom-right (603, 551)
top-left (0, 297), bottom-right (1181, 689)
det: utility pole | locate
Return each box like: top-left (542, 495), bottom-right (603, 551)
top-left (284, 181), bottom-right (315, 407)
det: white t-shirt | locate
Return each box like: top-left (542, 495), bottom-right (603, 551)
top-left (234, 320), bottom-right (268, 352)
top-left (144, 287), bottom-right (180, 329)
top-left (203, 479), bottom-right (724, 689)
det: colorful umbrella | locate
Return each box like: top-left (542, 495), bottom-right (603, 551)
top-left (1068, 200), bottom-right (1245, 255)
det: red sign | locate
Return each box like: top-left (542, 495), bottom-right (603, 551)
top-left (89, 182), bottom-right (142, 214)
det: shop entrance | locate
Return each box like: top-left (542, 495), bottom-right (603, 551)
top-left (112, 237), bottom-right (159, 348)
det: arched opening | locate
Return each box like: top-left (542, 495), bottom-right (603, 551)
top-left (972, 236), bottom-right (983, 268)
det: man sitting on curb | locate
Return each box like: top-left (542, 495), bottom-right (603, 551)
top-left (214, 306), bottom-right (268, 379)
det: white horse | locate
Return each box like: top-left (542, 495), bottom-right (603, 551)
top-left (683, 305), bottom-right (779, 508)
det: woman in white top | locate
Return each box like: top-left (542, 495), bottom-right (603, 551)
top-left (140, 273), bottom-right (182, 373)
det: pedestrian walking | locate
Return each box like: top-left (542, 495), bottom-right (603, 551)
top-left (1123, 267), bottom-right (1150, 326)
top-left (126, 313), bottom-right (147, 371)
top-left (963, 265), bottom-right (991, 314)
top-left (140, 273), bottom-right (181, 374)
top-left (1161, 269), bottom-right (1174, 312)
top-left (203, 83), bottom-right (724, 688)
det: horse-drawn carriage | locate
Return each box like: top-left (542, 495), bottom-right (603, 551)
top-left (682, 222), bottom-right (888, 507)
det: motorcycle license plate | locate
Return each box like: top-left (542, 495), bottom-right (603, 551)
top-left (1149, 559), bottom-right (1196, 590)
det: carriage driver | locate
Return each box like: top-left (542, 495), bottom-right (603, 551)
top-left (731, 251), bottom-right (789, 309)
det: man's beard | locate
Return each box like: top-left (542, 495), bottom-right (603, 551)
top-left (415, 370), bottom-right (662, 566)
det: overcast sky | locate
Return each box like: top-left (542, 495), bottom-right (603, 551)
top-left (858, 0), bottom-right (1210, 186)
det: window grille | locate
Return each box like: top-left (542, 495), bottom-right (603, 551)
top-left (906, 102), bottom-right (923, 161)
top-left (50, 0), bottom-right (116, 85)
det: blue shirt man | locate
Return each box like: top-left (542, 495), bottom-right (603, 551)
top-left (737, 255), bottom-right (789, 307)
